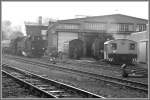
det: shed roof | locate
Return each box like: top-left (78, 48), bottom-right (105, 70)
top-left (25, 22), bottom-right (48, 27)
top-left (58, 14), bottom-right (148, 24)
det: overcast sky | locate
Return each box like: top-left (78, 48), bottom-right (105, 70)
top-left (2, 1), bottom-right (148, 33)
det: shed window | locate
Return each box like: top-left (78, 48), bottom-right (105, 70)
top-left (111, 43), bottom-right (117, 50)
top-left (136, 24), bottom-right (146, 32)
top-left (129, 43), bottom-right (135, 50)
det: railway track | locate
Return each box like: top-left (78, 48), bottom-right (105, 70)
top-left (2, 64), bottom-right (105, 98)
top-left (3, 55), bottom-right (148, 93)
top-left (2, 71), bottom-right (39, 98)
top-left (59, 58), bottom-right (148, 75)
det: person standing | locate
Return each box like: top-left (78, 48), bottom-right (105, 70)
top-left (121, 64), bottom-right (128, 77)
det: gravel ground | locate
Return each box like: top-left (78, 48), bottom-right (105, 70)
top-left (2, 73), bottom-right (39, 98)
top-left (2, 57), bottom-right (148, 98)
top-left (36, 56), bottom-right (148, 84)
top-left (4, 54), bottom-right (148, 84)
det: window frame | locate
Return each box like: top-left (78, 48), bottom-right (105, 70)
top-left (129, 43), bottom-right (135, 50)
top-left (111, 43), bottom-right (117, 50)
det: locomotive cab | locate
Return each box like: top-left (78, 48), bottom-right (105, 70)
top-left (30, 36), bottom-right (47, 57)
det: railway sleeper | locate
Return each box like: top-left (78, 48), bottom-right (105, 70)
top-left (39, 86), bottom-right (57, 91)
top-left (47, 90), bottom-right (78, 98)
top-left (52, 93), bottom-right (73, 98)
top-left (24, 79), bottom-right (42, 83)
top-left (48, 90), bottom-right (65, 94)
top-left (38, 86), bottom-right (57, 91)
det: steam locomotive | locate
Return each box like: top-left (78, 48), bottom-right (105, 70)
top-left (8, 35), bottom-right (47, 57)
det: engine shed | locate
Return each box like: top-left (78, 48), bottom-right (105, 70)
top-left (47, 14), bottom-right (148, 58)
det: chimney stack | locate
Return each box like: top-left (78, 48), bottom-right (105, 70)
top-left (39, 16), bottom-right (42, 24)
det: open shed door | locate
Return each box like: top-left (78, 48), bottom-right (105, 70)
top-left (58, 32), bottom-right (78, 52)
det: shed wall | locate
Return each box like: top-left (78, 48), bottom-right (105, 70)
top-left (138, 41), bottom-right (148, 63)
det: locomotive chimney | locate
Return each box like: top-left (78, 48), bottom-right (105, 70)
top-left (38, 16), bottom-right (42, 24)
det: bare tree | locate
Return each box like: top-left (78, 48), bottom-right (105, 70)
top-left (2, 20), bottom-right (13, 40)
top-left (2, 20), bottom-right (24, 40)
